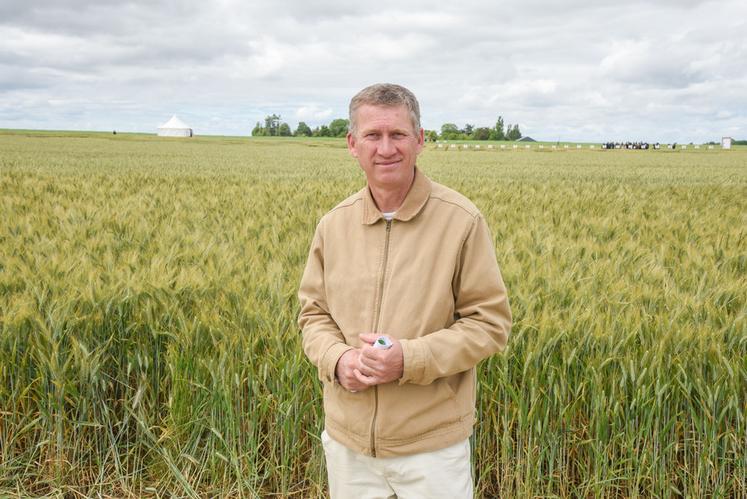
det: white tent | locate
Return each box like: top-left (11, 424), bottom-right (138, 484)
top-left (158, 115), bottom-right (193, 137)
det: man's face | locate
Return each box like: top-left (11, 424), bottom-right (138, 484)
top-left (347, 104), bottom-right (424, 190)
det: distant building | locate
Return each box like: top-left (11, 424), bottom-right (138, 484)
top-left (721, 137), bottom-right (732, 149)
top-left (158, 116), bottom-right (193, 137)
top-left (517, 136), bottom-right (536, 142)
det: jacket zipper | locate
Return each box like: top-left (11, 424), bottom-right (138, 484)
top-left (370, 219), bottom-right (392, 457)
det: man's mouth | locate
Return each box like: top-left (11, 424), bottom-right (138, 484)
top-left (376, 159), bottom-right (401, 167)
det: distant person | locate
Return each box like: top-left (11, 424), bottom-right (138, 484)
top-left (298, 83), bottom-right (512, 498)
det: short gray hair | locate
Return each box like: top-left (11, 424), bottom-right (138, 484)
top-left (348, 83), bottom-right (421, 136)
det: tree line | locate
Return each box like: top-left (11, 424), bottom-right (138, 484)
top-left (252, 114), bottom-right (350, 138)
top-left (252, 114), bottom-right (522, 141)
top-left (436, 116), bottom-right (521, 141)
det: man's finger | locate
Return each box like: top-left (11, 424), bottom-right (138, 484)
top-left (358, 356), bottom-right (386, 379)
top-left (357, 362), bottom-right (375, 377)
top-left (356, 365), bottom-right (374, 378)
top-left (359, 333), bottom-right (378, 345)
top-left (340, 373), bottom-right (364, 391)
top-left (359, 346), bottom-right (383, 361)
top-left (357, 354), bottom-right (379, 370)
top-left (346, 374), bottom-right (369, 391)
top-left (353, 369), bottom-right (377, 386)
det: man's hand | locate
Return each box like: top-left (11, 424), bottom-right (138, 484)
top-left (354, 333), bottom-right (404, 386)
top-left (334, 349), bottom-right (369, 392)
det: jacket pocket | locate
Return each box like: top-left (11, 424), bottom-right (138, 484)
top-left (323, 381), bottom-right (373, 438)
top-left (376, 377), bottom-right (461, 442)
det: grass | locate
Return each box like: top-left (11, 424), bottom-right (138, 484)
top-left (1, 131), bottom-right (745, 497)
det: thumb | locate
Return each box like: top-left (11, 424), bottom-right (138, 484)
top-left (359, 333), bottom-right (378, 345)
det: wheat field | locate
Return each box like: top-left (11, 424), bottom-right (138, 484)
top-left (1, 131), bottom-right (745, 497)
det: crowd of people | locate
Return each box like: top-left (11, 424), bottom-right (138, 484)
top-left (602, 141), bottom-right (651, 149)
top-left (601, 142), bottom-right (684, 150)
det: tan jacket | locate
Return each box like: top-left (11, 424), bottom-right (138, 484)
top-left (298, 169), bottom-right (511, 457)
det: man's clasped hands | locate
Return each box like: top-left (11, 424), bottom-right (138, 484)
top-left (335, 333), bottom-right (404, 392)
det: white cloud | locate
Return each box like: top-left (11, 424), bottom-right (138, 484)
top-left (295, 105), bottom-right (334, 123)
top-left (0, 0), bottom-right (745, 141)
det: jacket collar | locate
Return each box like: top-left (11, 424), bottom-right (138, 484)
top-left (362, 167), bottom-right (432, 225)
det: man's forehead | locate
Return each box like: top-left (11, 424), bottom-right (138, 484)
top-left (355, 103), bottom-right (409, 116)
top-left (355, 104), bottom-right (414, 130)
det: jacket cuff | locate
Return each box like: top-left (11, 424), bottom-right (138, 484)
top-left (399, 338), bottom-right (427, 385)
top-left (321, 343), bottom-right (355, 384)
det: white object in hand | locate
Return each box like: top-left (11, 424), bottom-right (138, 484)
top-left (374, 336), bottom-right (393, 349)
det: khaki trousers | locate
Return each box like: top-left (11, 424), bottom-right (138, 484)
top-left (321, 430), bottom-right (473, 499)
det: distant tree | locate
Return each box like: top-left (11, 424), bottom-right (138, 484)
top-left (440, 123), bottom-right (460, 140)
top-left (515, 124), bottom-right (522, 139)
top-left (251, 121), bottom-right (265, 136)
top-left (463, 124), bottom-right (474, 137)
top-left (473, 127), bottom-right (491, 140)
top-left (489, 116), bottom-right (505, 141)
top-left (264, 114), bottom-right (281, 136)
top-left (278, 122), bottom-right (292, 137)
top-left (425, 130), bottom-right (438, 142)
top-left (295, 121), bottom-right (312, 137)
top-left (329, 118), bottom-right (350, 138)
top-left (506, 124), bottom-right (522, 141)
top-left (318, 125), bottom-right (332, 137)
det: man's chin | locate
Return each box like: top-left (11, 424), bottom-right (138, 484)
top-left (375, 161), bottom-right (402, 170)
top-left (368, 169), bottom-right (414, 188)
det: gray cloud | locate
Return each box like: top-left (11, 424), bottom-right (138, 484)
top-left (0, 0), bottom-right (745, 141)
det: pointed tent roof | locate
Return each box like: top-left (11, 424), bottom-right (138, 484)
top-left (158, 115), bottom-right (191, 129)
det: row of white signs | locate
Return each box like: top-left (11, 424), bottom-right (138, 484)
top-left (434, 144), bottom-right (718, 150)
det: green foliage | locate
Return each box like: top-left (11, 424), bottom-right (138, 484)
top-left (264, 114), bottom-right (281, 136)
top-left (505, 123), bottom-right (522, 141)
top-left (511, 123), bottom-right (522, 140)
top-left (490, 116), bottom-right (505, 141)
top-left (294, 121), bottom-right (312, 137)
top-left (256, 117), bottom-right (347, 139)
top-left (439, 116), bottom-right (517, 141)
top-left (313, 125), bottom-right (332, 137)
top-left (328, 118), bottom-right (349, 138)
top-left (472, 127), bottom-right (491, 140)
top-left (441, 123), bottom-right (460, 140)
top-left (251, 121), bottom-right (265, 136)
top-left (278, 123), bottom-right (292, 137)
top-left (1, 131), bottom-right (745, 497)
top-left (253, 114), bottom-right (292, 137)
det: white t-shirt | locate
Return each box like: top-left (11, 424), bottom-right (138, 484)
top-left (382, 212), bottom-right (396, 221)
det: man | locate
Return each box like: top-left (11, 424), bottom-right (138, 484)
top-left (298, 83), bottom-right (511, 498)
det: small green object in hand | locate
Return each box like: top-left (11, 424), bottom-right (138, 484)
top-left (374, 336), bottom-right (393, 349)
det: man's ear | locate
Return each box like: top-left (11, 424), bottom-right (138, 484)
top-left (347, 132), bottom-right (358, 157)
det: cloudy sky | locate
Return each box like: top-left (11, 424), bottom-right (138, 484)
top-left (1, 0), bottom-right (745, 142)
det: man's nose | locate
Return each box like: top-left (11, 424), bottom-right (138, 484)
top-left (378, 136), bottom-right (396, 156)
